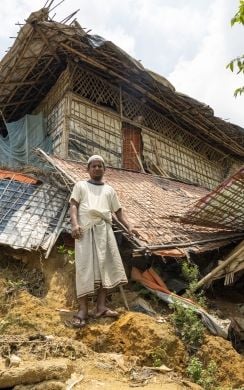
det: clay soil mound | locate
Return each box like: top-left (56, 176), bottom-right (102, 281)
top-left (198, 335), bottom-right (244, 388)
top-left (1, 251), bottom-right (244, 389)
top-left (81, 312), bottom-right (187, 369)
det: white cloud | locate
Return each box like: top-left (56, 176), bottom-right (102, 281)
top-left (168, 0), bottom-right (244, 126)
top-left (0, 0), bottom-right (243, 127)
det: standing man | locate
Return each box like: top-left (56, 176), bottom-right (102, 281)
top-left (69, 155), bottom-right (137, 328)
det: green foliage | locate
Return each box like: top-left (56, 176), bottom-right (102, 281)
top-left (181, 261), bottom-right (207, 308)
top-left (181, 260), bottom-right (199, 283)
top-left (0, 279), bottom-right (29, 314)
top-left (227, 1), bottom-right (244, 96)
top-left (5, 279), bottom-right (28, 291)
top-left (170, 261), bottom-right (206, 351)
top-left (57, 245), bottom-right (75, 264)
top-left (0, 314), bottom-right (38, 334)
top-left (170, 300), bottom-right (204, 351)
top-left (150, 344), bottom-right (167, 367)
top-left (231, 0), bottom-right (244, 26)
top-left (186, 357), bottom-right (217, 390)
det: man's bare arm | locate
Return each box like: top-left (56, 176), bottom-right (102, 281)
top-left (115, 208), bottom-right (139, 236)
top-left (70, 199), bottom-right (83, 239)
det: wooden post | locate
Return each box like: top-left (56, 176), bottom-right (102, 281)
top-left (119, 286), bottom-right (129, 310)
top-left (130, 140), bottom-right (145, 172)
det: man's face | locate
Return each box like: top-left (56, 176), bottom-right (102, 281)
top-left (88, 160), bottom-right (105, 180)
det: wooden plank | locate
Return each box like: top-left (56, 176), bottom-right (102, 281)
top-left (130, 140), bottom-right (145, 172)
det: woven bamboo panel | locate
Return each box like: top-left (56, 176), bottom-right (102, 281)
top-left (72, 67), bottom-right (120, 113)
top-left (67, 66), bottom-right (236, 186)
top-left (33, 68), bottom-right (71, 156)
top-left (142, 130), bottom-right (223, 188)
top-left (183, 168), bottom-right (244, 231)
top-left (122, 91), bottom-right (225, 163)
top-left (68, 97), bottom-right (122, 166)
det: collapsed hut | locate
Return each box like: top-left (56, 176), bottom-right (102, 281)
top-left (0, 3), bottom-right (243, 340)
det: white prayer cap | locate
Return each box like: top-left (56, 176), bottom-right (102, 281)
top-left (87, 155), bottom-right (105, 165)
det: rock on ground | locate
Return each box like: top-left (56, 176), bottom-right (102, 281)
top-left (0, 359), bottom-right (73, 389)
top-left (14, 380), bottom-right (65, 390)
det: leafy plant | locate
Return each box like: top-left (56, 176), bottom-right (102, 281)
top-left (182, 261), bottom-right (199, 282)
top-left (170, 300), bottom-right (204, 351)
top-left (57, 245), bottom-right (75, 264)
top-left (181, 261), bottom-right (207, 308)
top-left (150, 344), bottom-right (167, 367)
top-left (187, 357), bottom-right (217, 390)
top-left (0, 314), bottom-right (38, 334)
top-left (227, 1), bottom-right (244, 96)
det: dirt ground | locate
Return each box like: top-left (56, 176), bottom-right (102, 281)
top-left (0, 248), bottom-right (243, 390)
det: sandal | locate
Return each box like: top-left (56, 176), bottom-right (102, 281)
top-left (65, 314), bottom-right (87, 328)
top-left (95, 308), bottom-right (119, 319)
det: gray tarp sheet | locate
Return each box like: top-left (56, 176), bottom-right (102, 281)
top-left (0, 113), bottom-right (51, 167)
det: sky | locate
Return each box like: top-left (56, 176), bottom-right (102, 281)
top-left (0, 0), bottom-right (243, 127)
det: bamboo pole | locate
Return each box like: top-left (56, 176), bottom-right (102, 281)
top-left (36, 148), bottom-right (75, 190)
top-left (130, 140), bottom-right (145, 172)
top-left (119, 286), bottom-right (129, 310)
top-left (192, 241), bottom-right (244, 291)
top-left (132, 233), bottom-right (244, 252)
top-left (45, 198), bottom-right (69, 259)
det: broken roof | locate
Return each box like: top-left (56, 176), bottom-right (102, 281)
top-left (1, 8), bottom-right (244, 159)
top-left (182, 167), bottom-right (244, 232)
top-left (1, 158), bottom-right (243, 257)
top-left (36, 151), bottom-right (244, 252)
top-left (0, 169), bottom-right (69, 253)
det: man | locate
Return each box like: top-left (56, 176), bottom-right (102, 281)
top-left (69, 155), bottom-right (137, 328)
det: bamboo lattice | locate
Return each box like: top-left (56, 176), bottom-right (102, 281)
top-left (182, 168), bottom-right (244, 231)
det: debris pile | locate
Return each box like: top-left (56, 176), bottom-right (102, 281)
top-left (0, 251), bottom-right (243, 389)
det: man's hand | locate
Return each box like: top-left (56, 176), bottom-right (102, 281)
top-left (115, 209), bottom-right (140, 238)
top-left (127, 226), bottom-right (140, 237)
top-left (72, 224), bottom-right (83, 239)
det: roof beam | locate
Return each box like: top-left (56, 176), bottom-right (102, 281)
top-left (34, 24), bottom-right (60, 63)
top-left (0, 80), bottom-right (45, 86)
top-left (8, 56), bottom-right (58, 120)
top-left (1, 98), bottom-right (38, 107)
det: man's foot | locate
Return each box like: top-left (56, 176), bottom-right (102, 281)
top-left (95, 308), bottom-right (119, 318)
top-left (65, 313), bottom-right (87, 328)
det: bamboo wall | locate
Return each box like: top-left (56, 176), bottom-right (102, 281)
top-left (33, 68), bottom-right (71, 156)
top-left (34, 64), bottom-right (241, 189)
top-left (68, 95), bottom-right (122, 167)
top-left (142, 130), bottom-right (224, 188)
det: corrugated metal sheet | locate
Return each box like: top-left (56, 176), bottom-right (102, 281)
top-left (0, 170), bottom-right (69, 251)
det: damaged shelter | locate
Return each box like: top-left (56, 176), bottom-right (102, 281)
top-left (0, 3), bottom-right (244, 336)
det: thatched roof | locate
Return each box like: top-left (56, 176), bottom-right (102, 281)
top-left (1, 7), bottom-right (244, 158)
